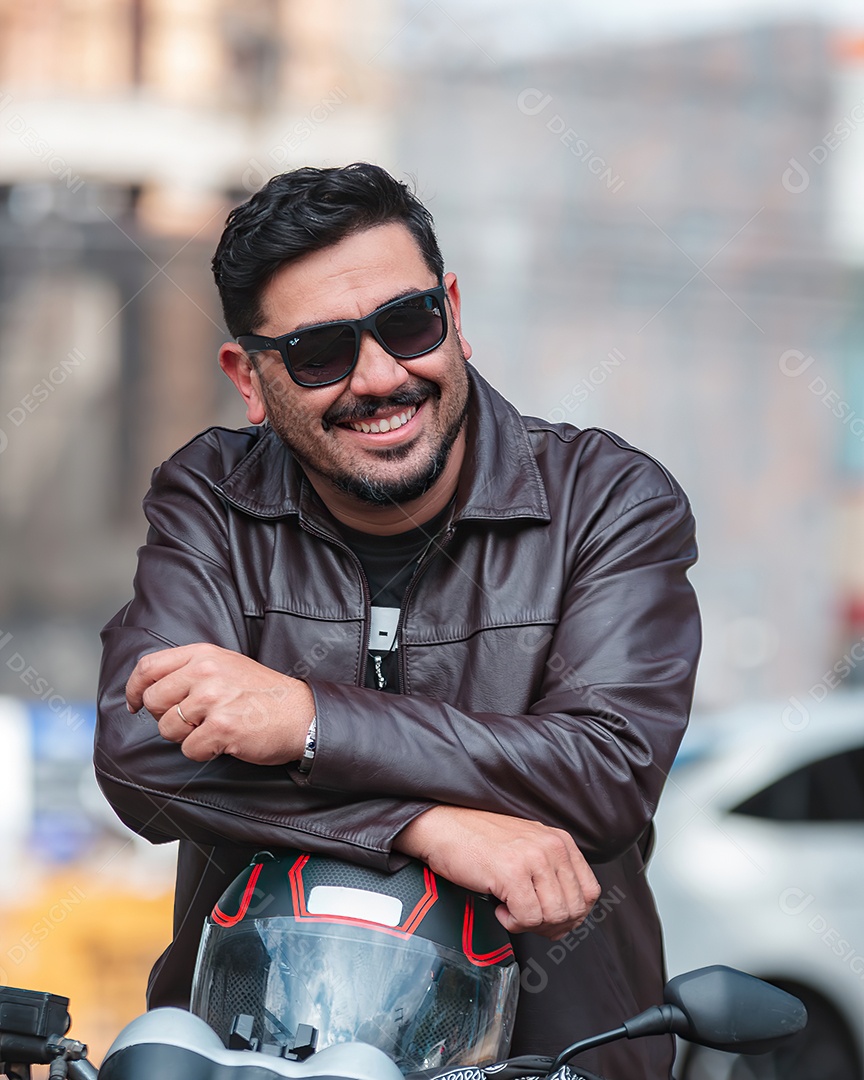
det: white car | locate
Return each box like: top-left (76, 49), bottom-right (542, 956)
top-left (648, 693), bottom-right (864, 1079)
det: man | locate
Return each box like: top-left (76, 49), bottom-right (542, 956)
top-left (95, 162), bottom-right (701, 1078)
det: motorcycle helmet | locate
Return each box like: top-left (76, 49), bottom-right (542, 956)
top-left (190, 850), bottom-right (519, 1077)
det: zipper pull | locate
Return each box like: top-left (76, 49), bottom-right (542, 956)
top-left (372, 653), bottom-right (386, 691)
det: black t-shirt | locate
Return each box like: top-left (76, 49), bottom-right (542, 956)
top-left (338, 503), bottom-right (452, 693)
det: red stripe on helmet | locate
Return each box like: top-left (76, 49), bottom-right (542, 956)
top-left (400, 865), bottom-right (438, 934)
top-left (462, 895), bottom-right (515, 967)
top-left (287, 852), bottom-right (312, 916)
top-left (287, 857), bottom-right (438, 939)
top-left (212, 861), bottom-right (265, 927)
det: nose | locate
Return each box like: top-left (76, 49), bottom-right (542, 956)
top-left (346, 332), bottom-right (410, 398)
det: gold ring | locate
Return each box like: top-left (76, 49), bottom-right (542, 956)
top-left (177, 703), bottom-right (195, 727)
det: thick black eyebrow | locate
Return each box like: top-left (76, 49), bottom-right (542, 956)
top-left (282, 285), bottom-right (437, 335)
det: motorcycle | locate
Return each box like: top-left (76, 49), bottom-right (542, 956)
top-left (0, 964), bottom-right (806, 1080)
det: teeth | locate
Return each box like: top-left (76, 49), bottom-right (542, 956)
top-left (349, 406), bottom-right (417, 434)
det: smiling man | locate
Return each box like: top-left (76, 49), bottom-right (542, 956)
top-left (95, 163), bottom-right (701, 1079)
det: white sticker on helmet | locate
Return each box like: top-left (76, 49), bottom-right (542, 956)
top-left (307, 885), bottom-right (404, 927)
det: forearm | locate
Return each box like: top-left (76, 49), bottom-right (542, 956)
top-left (96, 624), bottom-right (433, 859)
top-left (394, 804), bottom-right (601, 939)
top-left (303, 683), bottom-right (675, 858)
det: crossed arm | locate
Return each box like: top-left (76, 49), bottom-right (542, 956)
top-left (124, 642), bottom-right (601, 940)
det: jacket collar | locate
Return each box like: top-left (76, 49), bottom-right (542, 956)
top-left (216, 364), bottom-right (550, 527)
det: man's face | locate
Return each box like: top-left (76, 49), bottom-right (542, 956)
top-left (236, 222), bottom-right (472, 509)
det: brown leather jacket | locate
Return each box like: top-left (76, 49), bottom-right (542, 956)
top-left (95, 365), bottom-right (700, 1078)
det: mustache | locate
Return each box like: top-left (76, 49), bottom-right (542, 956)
top-left (322, 379), bottom-right (440, 428)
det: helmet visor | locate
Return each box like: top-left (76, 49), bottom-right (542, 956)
top-left (191, 917), bottom-right (518, 1076)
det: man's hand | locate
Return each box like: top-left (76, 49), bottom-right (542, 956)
top-left (394, 805), bottom-right (600, 940)
top-left (125, 644), bottom-right (315, 764)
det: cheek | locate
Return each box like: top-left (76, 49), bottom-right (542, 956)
top-left (262, 362), bottom-right (298, 400)
top-left (263, 375), bottom-right (343, 432)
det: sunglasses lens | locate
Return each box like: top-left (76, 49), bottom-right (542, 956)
top-left (287, 324), bottom-right (357, 385)
top-left (376, 293), bottom-right (445, 358)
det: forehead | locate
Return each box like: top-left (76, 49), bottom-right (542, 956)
top-left (258, 221), bottom-right (434, 333)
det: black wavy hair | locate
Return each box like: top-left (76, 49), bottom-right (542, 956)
top-left (212, 163), bottom-right (444, 339)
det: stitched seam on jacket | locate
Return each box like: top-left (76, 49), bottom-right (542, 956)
top-left (149, 523), bottom-right (227, 570)
top-left (94, 770), bottom-right (392, 852)
top-left (584, 493), bottom-right (684, 546)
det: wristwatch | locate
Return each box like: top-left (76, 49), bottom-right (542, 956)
top-left (298, 715), bottom-right (317, 774)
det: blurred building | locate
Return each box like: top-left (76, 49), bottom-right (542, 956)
top-left (392, 18), bottom-right (864, 707)
top-left (0, 0), bottom-right (395, 700)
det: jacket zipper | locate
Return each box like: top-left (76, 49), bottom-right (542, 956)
top-left (396, 526), bottom-right (455, 693)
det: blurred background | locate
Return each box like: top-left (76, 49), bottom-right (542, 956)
top-left (1, 0), bottom-right (864, 1073)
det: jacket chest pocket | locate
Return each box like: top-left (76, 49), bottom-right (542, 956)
top-left (246, 611), bottom-right (366, 685)
top-left (401, 620), bottom-right (560, 712)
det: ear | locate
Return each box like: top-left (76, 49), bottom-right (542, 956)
top-left (443, 271), bottom-right (472, 361)
top-left (219, 342), bottom-right (267, 424)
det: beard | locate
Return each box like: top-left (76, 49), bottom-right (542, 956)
top-left (319, 378), bottom-right (469, 506)
top-left (259, 344), bottom-right (471, 508)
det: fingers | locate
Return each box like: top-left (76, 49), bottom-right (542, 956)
top-left (496, 835), bottom-right (599, 939)
top-left (124, 644), bottom-right (314, 766)
top-left (176, 702), bottom-right (196, 729)
top-left (396, 806), bottom-right (600, 941)
top-left (126, 644), bottom-right (202, 712)
top-left (158, 700), bottom-right (199, 747)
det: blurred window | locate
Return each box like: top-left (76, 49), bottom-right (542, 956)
top-left (732, 746), bottom-right (864, 822)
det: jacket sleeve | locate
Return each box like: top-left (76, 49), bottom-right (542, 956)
top-left (94, 438), bottom-right (432, 870)
top-left (298, 479), bottom-right (701, 864)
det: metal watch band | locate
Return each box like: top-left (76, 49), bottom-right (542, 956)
top-left (297, 714), bottom-right (317, 774)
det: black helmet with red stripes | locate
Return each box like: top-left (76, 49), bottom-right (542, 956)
top-left (190, 850), bottom-right (519, 1077)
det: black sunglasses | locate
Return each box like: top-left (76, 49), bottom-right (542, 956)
top-left (237, 281), bottom-right (449, 388)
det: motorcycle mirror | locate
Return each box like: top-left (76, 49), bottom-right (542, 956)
top-left (547, 965), bottom-right (807, 1075)
top-left (663, 965), bottom-right (808, 1054)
